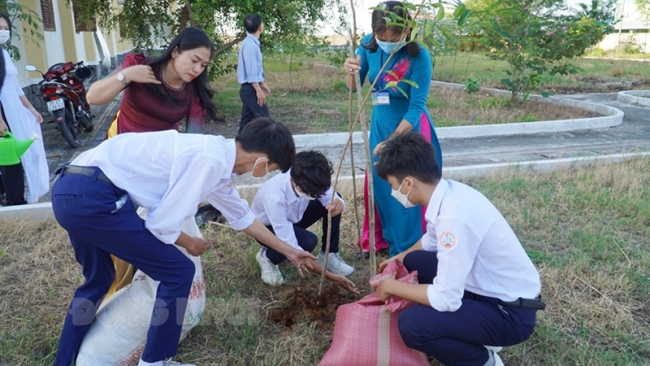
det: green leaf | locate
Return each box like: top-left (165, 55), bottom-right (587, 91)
top-left (395, 86), bottom-right (409, 99)
top-left (385, 81), bottom-right (398, 89)
top-left (490, 27), bottom-right (512, 42)
top-left (401, 79), bottom-right (419, 88)
top-left (435, 8), bottom-right (445, 22)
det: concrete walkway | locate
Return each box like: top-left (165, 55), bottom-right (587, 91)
top-left (5, 90), bottom-right (650, 211)
top-left (309, 92), bottom-right (650, 178)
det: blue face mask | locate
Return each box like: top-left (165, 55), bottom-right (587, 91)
top-left (375, 37), bottom-right (407, 54)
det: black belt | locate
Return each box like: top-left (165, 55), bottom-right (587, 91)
top-left (62, 165), bottom-right (114, 186)
top-left (500, 296), bottom-right (546, 310)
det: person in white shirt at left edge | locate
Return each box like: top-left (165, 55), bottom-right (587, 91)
top-left (251, 150), bottom-right (357, 293)
top-left (51, 118), bottom-right (316, 366)
top-left (373, 132), bottom-right (545, 366)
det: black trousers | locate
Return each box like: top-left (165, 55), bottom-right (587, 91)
top-left (398, 251), bottom-right (538, 365)
top-left (259, 198), bottom-right (341, 265)
top-left (0, 105), bottom-right (26, 205)
top-left (238, 82), bottom-right (270, 134)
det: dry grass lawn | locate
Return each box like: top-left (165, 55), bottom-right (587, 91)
top-left (1, 158), bottom-right (650, 365)
top-left (205, 58), bottom-right (596, 138)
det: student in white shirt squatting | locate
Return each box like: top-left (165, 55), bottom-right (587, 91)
top-left (251, 150), bottom-right (358, 292)
top-left (51, 118), bottom-right (317, 366)
top-left (374, 132), bottom-right (545, 366)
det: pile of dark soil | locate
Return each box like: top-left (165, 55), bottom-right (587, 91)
top-left (269, 282), bottom-right (361, 329)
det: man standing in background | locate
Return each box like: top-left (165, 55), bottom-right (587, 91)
top-left (237, 13), bottom-right (271, 134)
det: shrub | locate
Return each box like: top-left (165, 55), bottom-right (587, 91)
top-left (463, 77), bottom-right (482, 93)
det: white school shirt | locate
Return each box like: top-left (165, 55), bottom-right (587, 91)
top-left (71, 130), bottom-right (256, 244)
top-left (421, 178), bottom-right (541, 312)
top-left (250, 171), bottom-right (344, 250)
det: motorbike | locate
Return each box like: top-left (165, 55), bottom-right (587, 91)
top-left (26, 61), bottom-right (95, 148)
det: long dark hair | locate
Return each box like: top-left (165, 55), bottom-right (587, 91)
top-left (362, 1), bottom-right (420, 57)
top-left (144, 27), bottom-right (220, 123)
top-left (0, 12), bottom-right (12, 95)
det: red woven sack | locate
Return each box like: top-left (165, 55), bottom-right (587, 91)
top-left (319, 294), bottom-right (429, 366)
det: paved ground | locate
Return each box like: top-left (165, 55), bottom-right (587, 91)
top-left (315, 93), bottom-right (650, 176)
top-left (37, 92), bottom-right (650, 202)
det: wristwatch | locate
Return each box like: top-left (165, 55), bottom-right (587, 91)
top-left (116, 71), bottom-right (129, 86)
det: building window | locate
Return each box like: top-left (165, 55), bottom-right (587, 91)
top-left (40, 0), bottom-right (56, 31)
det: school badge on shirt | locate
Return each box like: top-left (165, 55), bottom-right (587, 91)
top-left (440, 232), bottom-right (456, 249)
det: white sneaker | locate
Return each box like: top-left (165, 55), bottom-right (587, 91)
top-left (256, 250), bottom-right (284, 286)
top-left (317, 251), bottom-right (355, 276)
top-left (163, 361), bottom-right (197, 366)
top-left (138, 359), bottom-right (197, 366)
top-left (484, 346), bottom-right (503, 353)
top-left (484, 346), bottom-right (504, 366)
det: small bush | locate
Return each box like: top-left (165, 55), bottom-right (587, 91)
top-left (332, 79), bottom-right (347, 93)
top-left (463, 77), bottom-right (482, 93)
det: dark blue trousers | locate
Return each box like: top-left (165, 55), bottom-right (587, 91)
top-left (399, 251), bottom-right (537, 366)
top-left (238, 82), bottom-right (270, 134)
top-left (52, 169), bottom-right (194, 365)
top-left (259, 198), bottom-right (341, 265)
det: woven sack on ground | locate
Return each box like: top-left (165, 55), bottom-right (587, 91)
top-left (319, 293), bottom-right (429, 366)
top-left (76, 214), bottom-right (206, 366)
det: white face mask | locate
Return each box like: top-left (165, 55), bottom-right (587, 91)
top-left (391, 178), bottom-right (415, 208)
top-left (296, 187), bottom-right (316, 200)
top-left (0, 30), bottom-right (10, 45)
top-left (235, 157), bottom-right (271, 184)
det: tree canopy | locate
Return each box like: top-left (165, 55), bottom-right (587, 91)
top-left (70, 0), bottom-right (344, 75)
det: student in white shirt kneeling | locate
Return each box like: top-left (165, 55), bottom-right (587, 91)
top-left (373, 132), bottom-right (545, 366)
top-left (251, 150), bottom-right (357, 290)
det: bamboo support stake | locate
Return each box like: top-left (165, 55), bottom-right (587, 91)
top-left (346, 26), bottom-right (377, 275)
top-left (318, 0), bottom-right (427, 295)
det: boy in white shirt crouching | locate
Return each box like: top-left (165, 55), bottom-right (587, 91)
top-left (374, 132), bottom-right (545, 366)
top-left (251, 150), bottom-right (357, 290)
top-left (52, 118), bottom-right (316, 366)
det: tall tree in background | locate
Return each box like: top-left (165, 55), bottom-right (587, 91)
top-left (71, 0), bottom-right (345, 76)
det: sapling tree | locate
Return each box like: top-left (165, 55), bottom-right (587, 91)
top-left (476, 0), bottom-right (614, 102)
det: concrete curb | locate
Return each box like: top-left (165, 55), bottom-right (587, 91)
top-left (4, 152), bottom-right (649, 221)
top-left (617, 90), bottom-right (650, 107)
top-left (293, 81), bottom-right (624, 148)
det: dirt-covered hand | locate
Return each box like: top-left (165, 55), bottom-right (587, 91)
top-left (287, 249), bottom-right (316, 277)
top-left (332, 274), bottom-right (360, 294)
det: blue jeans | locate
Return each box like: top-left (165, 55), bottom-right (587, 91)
top-left (399, 251), bottom-right (538, 366)
top-left (52, 168), bottom-right (194, 365)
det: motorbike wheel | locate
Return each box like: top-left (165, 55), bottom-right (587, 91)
top-left (79, 112), bottom-right (94, 133)
top-left (60, 109), bottom-right (81, 149)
